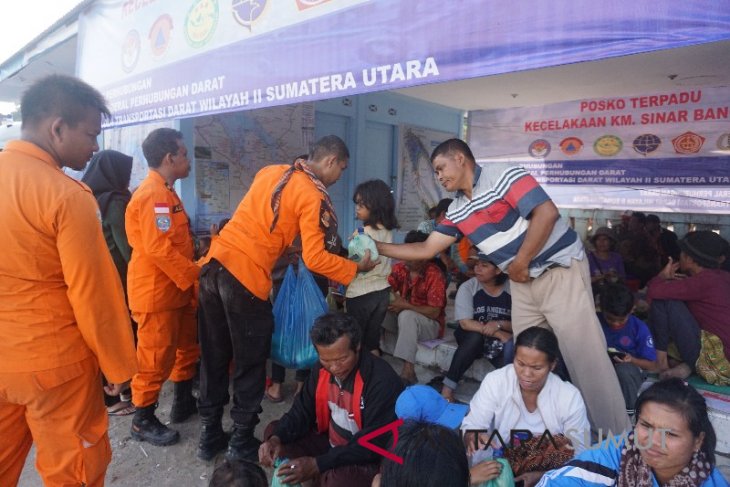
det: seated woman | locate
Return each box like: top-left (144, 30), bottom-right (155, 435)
top-left (442, 251), bottom-right (513, 403)
top-left (588, 227), bottom-right (626, 297)
top-left (461, 327), bottom-right (590, 487)
top-left (537, 378), bottom-right (729, 486)
top-left (647, 231), bottom-right (730, 384)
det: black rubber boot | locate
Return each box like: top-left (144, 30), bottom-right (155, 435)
top-left (197, 415), bottom-right (228, 462)
top-left (131, 404), bottom-right (180, 446)
top-left (170, 379), bottom-right (198, 424)
top-left (225, 424), bottom-right (261, 462)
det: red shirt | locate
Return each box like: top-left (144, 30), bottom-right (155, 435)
top-left (388, 262), bottom-right (447, 334)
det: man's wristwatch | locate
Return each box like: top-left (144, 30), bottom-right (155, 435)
top-left (496, 321), bottom-right (503, 331)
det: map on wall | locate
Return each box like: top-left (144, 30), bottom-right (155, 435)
top-left (193, 103), bottom-right (314, 231)
top-left (396, 125), bottom-right (456, 231)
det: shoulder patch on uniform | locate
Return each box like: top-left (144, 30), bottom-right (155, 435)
top-left (156, 215), bottom-right (171, 232)
top-left (154, 203), bottom-right (170, 214)
top-left (172, 204), bottom-right (184, 213)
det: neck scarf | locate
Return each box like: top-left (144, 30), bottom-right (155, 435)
top-left (618, 432), bottom-right (712, 487)
top-left (269, 160), bottom-right (336, 233)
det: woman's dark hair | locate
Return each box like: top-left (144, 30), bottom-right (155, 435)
top-left (635, 378), bottom-right (716, 465)
top-left (352, 179), bottom-right (399, 230)
top-left (310, 312), bottom-right (362, 352)
top-left (208, 458), bottom-right (267, 487)
top-left (599, 282), bottom-right (634, 317)
top-left (515, 326), bottom-right (560, 364)
top-left (380, 420), bottom-right (470, 487)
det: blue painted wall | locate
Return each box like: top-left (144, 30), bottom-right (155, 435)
top-left (179, 91), bottom-right (463, 239)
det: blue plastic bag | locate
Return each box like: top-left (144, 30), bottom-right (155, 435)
top-left (271, 259), bottom-right (328, 369)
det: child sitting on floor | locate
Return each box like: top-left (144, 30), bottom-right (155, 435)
top-left (598, 283), bottom-right (658, 416)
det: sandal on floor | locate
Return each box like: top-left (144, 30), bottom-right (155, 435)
top-left (264, 390), bottom-right (284, 403)
top-left (107, 401), bottom-right (136, 416)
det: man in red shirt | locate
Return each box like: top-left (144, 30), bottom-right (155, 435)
top-left (382, 231), bottom-right (447, 384)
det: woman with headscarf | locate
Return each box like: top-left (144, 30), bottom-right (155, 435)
top-left (82, 149), bottom-right (136, 415)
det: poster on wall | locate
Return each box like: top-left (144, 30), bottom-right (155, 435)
top-left (396, 125), bottom-right (455, 231)
top-left (193, 103), bottom-right (313, 229)
top-left (103, 119), bottom-right (176, 190)
top-left (469, 87), bottom-right (730, 214)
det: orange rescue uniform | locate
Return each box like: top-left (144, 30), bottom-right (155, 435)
top-left (126, 170), bottom-right (200, 407)
top-left (206, 165), bottom-right (357, 299)
top-left (0, 140), bottom-right (137, 487)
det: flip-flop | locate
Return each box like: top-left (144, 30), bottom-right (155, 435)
top-left (264, 391), bottom-right (284, 403)
top-left (107, 401), bottom-right (136, 416)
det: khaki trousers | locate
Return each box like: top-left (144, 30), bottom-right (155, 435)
top-left (510, 257), bottom-right (632, 435)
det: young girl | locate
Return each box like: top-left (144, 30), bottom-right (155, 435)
top-left (346, 179), bottom-right (399, 355)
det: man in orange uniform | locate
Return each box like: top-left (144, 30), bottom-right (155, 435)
top-left (126, 128), bottom-right (201, 446)
top-left (196, 135), bottom-right (377, 462)
top-left (0, 75), bottom-right (137, 486)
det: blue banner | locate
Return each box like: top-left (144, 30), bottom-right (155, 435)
top-left (77, 0), bottom-right (730, 127)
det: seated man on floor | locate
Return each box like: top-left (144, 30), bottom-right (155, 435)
top-left (441, 250), bottom-right (513, 403)
top-left (597, 283), bottom-right (658, 417)
top-left (647, 230), bottom-right (730, 384)
top-left (259, 312), bottom-right (403, 487)
top-left (381, 230), bottom-right (447, 385)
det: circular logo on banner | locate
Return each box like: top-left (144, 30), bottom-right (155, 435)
top-left (593, 135), bottom-right (623, 157)
top-left (232, 0), bottom-right (268, 29)
top-left (716, 133), bottom-right (730, 152)
top-left (672, 131), bottom-right (705, 154)
top-left (149, 14), bottom-right (174, 57)
top-left (186, 0), bottom-right (219, 48)
top-left (559, 137), bottom-right (583, 156)
top-left (632, 134), bottom-right (661, 156)
top-left (528, 139), bottom-right (551, 158)
top-left (121, 30), bottom-right (141, 73)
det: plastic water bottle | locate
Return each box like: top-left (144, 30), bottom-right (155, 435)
top-left (348, 227), bottom-right (379, 262)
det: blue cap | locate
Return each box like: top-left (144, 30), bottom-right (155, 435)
top-left (395, 385), bottom-right (469, 429)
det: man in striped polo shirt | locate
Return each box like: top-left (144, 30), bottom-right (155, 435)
top-left (377, 138), bottom-right (631, 436)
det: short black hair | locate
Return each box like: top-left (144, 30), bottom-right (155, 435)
top-left (430, 138), bottom-right (475, 165)
top-left (208, 459), bottom-right (267, 487)
top-left (142, 128), bottom-right (184, 168)
top-left (635, 378), bottom-right (717, 466)
top-left (645, 214), bottom-right (661, 225)
top-left (630, 211), bottom-right (647, 224)
top-left (515, 326), bottom-right (560, 364)
top-left (352, 179), bottom-right (399, 230)
top-left (21, 74), bottom-right (110, 129)
top-left (599, 283), bottom-right (634, 317)
top-left (309, 135), bottom-right (349, 164)
top-left (434, 198), bottom-right (453, 216)
top-left (380, 420), bottom-right (470, 487)
top-left (404, 230), bottom-right (429, 244)
top-left (310, 312), bottom-right (361, 352)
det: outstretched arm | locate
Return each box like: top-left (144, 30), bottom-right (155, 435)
top-left (377, 231), bottom-right (456, 261)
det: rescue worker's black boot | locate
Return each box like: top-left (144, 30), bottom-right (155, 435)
top-left (225, 424), bottom-right (261, 462)
top-left (197, 413), bottom-right (228, 461)
top-left (131, 404), bottom-right (180, 446)
top-left (170, 379), bottom-right (198, 423)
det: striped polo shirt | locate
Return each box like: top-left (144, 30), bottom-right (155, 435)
top-left (434, 164), bottom-right (584, 278)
